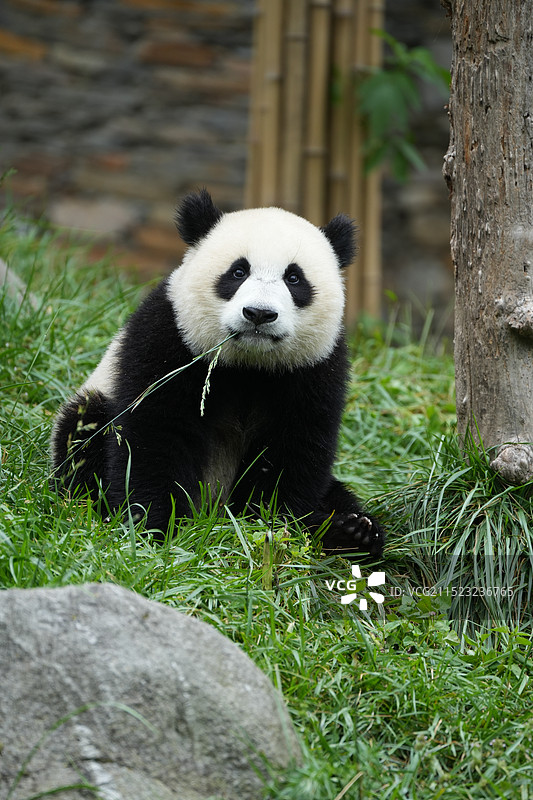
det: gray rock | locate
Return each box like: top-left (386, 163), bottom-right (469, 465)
top-left (0, 258), bottom-right (39, 309)
top-left (0, 583), bottom-right (300, 800)
top-left (48, 197), bottom-right (140, 236)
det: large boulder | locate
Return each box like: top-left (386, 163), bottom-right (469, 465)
top-left (0, 583), bottom-right (300, 800)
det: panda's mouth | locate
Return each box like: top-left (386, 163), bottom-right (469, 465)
top-left (232, 328), bottom-right (285, 344)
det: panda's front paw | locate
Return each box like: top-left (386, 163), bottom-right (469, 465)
top-left (322, 512), bottom-right (385, 558)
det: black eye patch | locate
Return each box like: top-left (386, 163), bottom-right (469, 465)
top-left (215, 257), bottom-right (251, 301)
top-left (284, 263), bottom-right (314, 308)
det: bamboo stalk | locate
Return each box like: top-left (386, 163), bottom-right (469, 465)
top-left (280, 0), bottom-right (308, 213)
top-left (361, 0), bottom-right (384, 316)
top-left (260, 0), bottom-right (284, 207)
top-left (367, 0), bottom-right (384, 64)
top-left (328, 0), bottom-right (353, 218)
top-left (245, 0), bottom-right (266, 208)
top-left (345, 0), bottom-right (368, 325)
top-left (362, 172), bottom-right (382, 315)
top-left (303, 0), bottom-right (332, 224)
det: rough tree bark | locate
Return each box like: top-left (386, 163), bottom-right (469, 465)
top-left (443, 0), bottom-right (533, 484)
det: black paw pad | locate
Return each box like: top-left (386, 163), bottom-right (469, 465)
top-left (322, 512), bottom-right (385, 558)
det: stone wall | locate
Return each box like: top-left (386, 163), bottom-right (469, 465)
top-left (0, 0), bottom-right (452, 326)
top-left (0, 0), bottom-right (252, 277)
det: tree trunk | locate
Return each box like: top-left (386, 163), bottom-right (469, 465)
top-left (443, 0), bottom-right (533, 484)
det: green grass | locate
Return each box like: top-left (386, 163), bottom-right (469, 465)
top-left (1, 209), bottom-right (532, 800)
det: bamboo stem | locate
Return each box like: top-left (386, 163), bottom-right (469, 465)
top-left (328, 0), bottom-right (353, 218)
top-left (344, 0), bottom-right (368, 324)
top-left (303, 0), bottom-right (332, 224)
top-left (245, 1), bottom-right (265, 208)
top-left (260, 0), bottom-right (284, 207)
top-left (361, 0), bottom-right (384, 316)
top-left (280, 0), bottom-right (308, 212)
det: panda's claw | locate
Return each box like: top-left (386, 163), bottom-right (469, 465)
top-left (322, 511), bottom-right (385, 558)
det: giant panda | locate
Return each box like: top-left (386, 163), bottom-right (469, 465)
top-left (51, 189), bottom-right (385, 558)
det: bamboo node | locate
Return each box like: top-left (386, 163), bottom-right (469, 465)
top-left (285, 32), bottom-right (309, 42)
top-left (304, 146), bottom-right (329, 156)
top-left (332, 8), bottom-right (353, 19)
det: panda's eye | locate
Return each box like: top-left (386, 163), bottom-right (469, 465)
top-left (230, 258), bottom-right (250, 280)
top-left (285, 270), bottom-right (300, 285)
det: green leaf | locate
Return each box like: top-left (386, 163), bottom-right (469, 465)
top-left (355, 30), bottom-right (450, 178)
top-left (396, 137), bottom-right (427, 172)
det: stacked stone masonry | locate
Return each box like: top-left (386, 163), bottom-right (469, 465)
top-left (0, 0), bottom-right (253, 276)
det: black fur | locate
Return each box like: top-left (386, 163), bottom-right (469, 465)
top-left (51, 388), bottom-right (109, 502)
top-left (321, 214), bottom-right (357, 268)
top-left (175, 187), bottom-right (223, 245)
top-left (215, 258), bottom-right (251, 301)
top-left (283, 263), bottom-right (314, 308)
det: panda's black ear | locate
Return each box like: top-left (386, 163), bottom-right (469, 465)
top-left (175, 188), bottom-right (223, 246)
top-left (321, 214), bottom-right (357, 269)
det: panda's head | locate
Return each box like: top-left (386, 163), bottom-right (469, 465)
top-left (168, 189), bottom-right (356, 371)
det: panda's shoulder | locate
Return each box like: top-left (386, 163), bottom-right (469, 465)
top-left (126, 278), bottom-right (174, 329)
top-left (119, 277), bottom-right (192, 369)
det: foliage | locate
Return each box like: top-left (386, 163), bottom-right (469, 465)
top-left (1, 213), bottom-right (532, 800)
top-left (357, 31), bottom-right (451, 180)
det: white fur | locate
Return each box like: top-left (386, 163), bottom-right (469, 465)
top-left (82, 329), bottom-right (125, 397)
top-left (50, 330), bottom-right (124, 465)
top-left (168, 206), bottom-right (345, 370)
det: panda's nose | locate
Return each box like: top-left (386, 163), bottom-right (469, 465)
top-left (242, 307), bottom-right (278, 326)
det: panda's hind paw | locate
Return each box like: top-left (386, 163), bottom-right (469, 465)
top-left (322, 511), bottom-right (385, 559)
